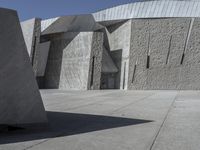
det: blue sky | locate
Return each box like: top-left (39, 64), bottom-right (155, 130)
top-left (0, 0), bottom-right (138, 21)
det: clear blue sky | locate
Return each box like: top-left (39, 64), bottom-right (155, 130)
top-left (0, 0), bottom-right (138, 21)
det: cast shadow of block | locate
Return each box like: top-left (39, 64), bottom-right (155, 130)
top-left (0, 111), bottom-right (153, 144)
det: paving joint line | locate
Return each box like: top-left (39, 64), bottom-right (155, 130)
top-left (149, 91), bottom-right (179, 150)
top-left (109, 93), bottom-right (157, 115)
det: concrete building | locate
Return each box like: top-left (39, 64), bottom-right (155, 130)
top-left (21, 0), bottom-right (200, 90)
top-left (0, 8), bottom-right (47, 128)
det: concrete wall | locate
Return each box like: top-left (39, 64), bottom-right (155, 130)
top-left (44, 32), bottom-right (97, 90)
top-left (36, 41), bottom-right (51, 77)
top-left (106, 20), bottom-right (132, 90)
top-left (21, 18), bottom-right (41, 75)
top-left (21, 18), bottom-right (36, 57)
top-left (0, 8), bottom-right (47, 126)
top-left (128, 18), bottom-right (200, 90)
top-left (59, 32), bottom-right (94, 90)
top-left (88, 32), bottom-right (104, 90)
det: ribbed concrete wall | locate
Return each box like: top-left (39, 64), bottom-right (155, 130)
top-left (128, 18), bottom-right (200, 90)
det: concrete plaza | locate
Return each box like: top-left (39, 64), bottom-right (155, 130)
top-left (0, 90), bottom-right (200, 150)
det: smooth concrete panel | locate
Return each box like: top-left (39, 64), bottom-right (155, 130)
top-left (101, 47), bottom-right (118, 73)
top-left (107, 20), bottom-right (132, 89)
top-left (0, 8), bottom-right (47, 126)
top-left (42, 15), bottom-right (103, 35)
top-left (36, 41), bottom-right (51, 77)
top-left (21, 18), bottom-right (42, 75)
top-left (44, 32), bottom-right (79, 89)
top-left (21, 18), bottom-right (36, 56)
top-left (41, 17), bottom-right (59, 32)
top-left (59, 32), bottom-right (93, 90)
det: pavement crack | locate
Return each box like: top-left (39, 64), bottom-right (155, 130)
top-left (149, 92), bottom-right (179, 150)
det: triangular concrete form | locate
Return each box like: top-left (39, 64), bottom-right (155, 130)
top-left (101, 47), bottom-right (118, 73)
top-left (106, 20), bottom-right (128, 33)
top-left (0, 8), bottom-right (47, 127)
top-left (42, 14), bottom-right (103, 35)
top-left (41, 17), bottom-right (60, 32)
top-left (21, 18), bottom-right (36, 56)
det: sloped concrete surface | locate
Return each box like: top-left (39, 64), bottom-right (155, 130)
top-left (0, 8), bottom-right (47, 126)
top-left (1, 90), bottom-right (200, 150)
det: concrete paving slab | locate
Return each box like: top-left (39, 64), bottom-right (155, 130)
top-left (1, 90), bottom-right (200, 150)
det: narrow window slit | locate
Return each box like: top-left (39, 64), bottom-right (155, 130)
top-left (90, 56), bottom-right (95, 87)
top-left (166, 35), bottom-right (172, 64)
top-left (180, 53), bottom-right (185, 65)
top-left (147, 30), bottom-right (151, 69)
top-left (147, 55), bottom-right (150, 69)
top-left (132, 64), bottom-right (137, 83)
top-left (123, 62), bottom-right (126, 90)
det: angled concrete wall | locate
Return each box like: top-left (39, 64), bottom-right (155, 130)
top-left (44, 32), bottom-right (104, 90)
top-left (59, 32), bottom-right (94, 90)
top-left (0, 8), bottom-right (47, 126)
top-left (36, 41), bottom-right (51, 77)
top-left (21, 18), bottom-right (36, 57)
top-left (106, 20), bottom-right (132, 90)
top-left (41, 15), bottom-right (102, 35)
top-left (21, 18), bottom-right (41, 75)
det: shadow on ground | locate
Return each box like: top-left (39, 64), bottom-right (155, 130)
top-left (0, 111), bottom-right (153, 144)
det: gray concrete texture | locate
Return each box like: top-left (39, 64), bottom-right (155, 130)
top-left (36, 41), bottom-right (51, 77)
top-left (1, 90), bottom-right (200, 150)
top-left (105, 20), bottom-right (132, 90)
top-left (0, 8), bottom-right (47, 126)
top-left (21, 18), bottom-right (36, 57)
top-left (20, 2), bottom-right (200, 90)
top-left (41, 15), bottom-right (103, 35)
top-left (21, 18), bottom-right (42, 75)
top-left (128, 18), bottom-right (200, 90)
top-left (44, 32), bottom-right (102, 90)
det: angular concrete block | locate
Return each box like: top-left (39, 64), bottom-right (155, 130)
top-left (21, 18), bottom-right (36, 56)
top-left (36, 41), bottom-right (51, 77)
top-left (0, 8), bottom-right (47, 127)
top-left (101, 47), bottom-right (118, 73)
top-left (42, 15), bottom-right (103, 35)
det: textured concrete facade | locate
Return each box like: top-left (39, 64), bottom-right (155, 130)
top-left (21, 0), bottom-right (200, 90)
top-left (0, 8), bottom-right (47, 127)
top-left (128, 18), bottom-right (200, 90)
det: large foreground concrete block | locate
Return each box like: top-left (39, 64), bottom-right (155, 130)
top-left (0, 8), bottom-right (47, 126)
